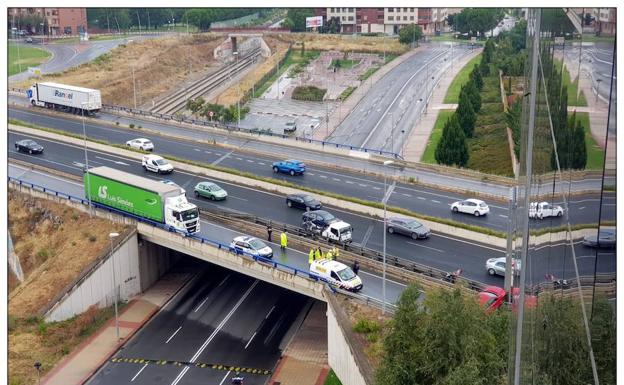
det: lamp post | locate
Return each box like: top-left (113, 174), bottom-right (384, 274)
top-left (595, 78), bottom-right (602, 104)
top-left (81, 102), bottom-right (92, 215)
top-left (382, 159), bottom-right (394, 314)
top-left (109, 232), bottom-right (120, 340)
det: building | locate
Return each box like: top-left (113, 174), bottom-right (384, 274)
top-left (314, 7), bottom-right (448, 35)
top-left (8, 7), bottom-right (87, 36)
top-left (594, 7), bottom-right (616, 36)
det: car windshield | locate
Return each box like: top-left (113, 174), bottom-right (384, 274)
top-left (406, 220), bottom-right (422, 230)
top-left (155, 159), bottom-right (168, 165)
top-left (319, 212), bottom-right (335, 221)
top-left (209, 185), bottom-right (222, 192)
top-left (303, 195), bottom-right (315, 203)
top-left (181, 208), bottom-right (198, 221)
top-left (339, 226), bottom-right (352, 235)
top-left (143, 140), bottom-right (153, 145)
top-left (23, 140), bottom-right (36, 146)
top-left (337, 267), bottom-right (356, 281)
top-left (249, 239), bottom-right (266, 250)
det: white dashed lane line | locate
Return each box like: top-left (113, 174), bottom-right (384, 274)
top-left (431, 199), bottom-right (441, 204)
top-left (319, 175), bottom-right (327, 178)
top-left (417, 197), bottom-right (426, 200)
top-left (499, 214), bottom-right (508, 218)
top-left (402, 193), bottom-right (411, 197)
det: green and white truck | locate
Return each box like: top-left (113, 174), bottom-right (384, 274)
top-left (85, 166), bottom-right (200, 233)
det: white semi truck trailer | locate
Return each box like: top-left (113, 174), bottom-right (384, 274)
top-left (28, 82), bottom-right (102, 114)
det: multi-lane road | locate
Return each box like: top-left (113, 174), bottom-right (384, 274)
top-left (8, 131), bottom-right (615, 288)
top-left (8, 109), bottom-right (615, 233)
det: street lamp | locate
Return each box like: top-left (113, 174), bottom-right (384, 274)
top-left (595, 78), bottom-right (602, 104)
top-left (81, 102), bottom-right (92, 215)
top-left (109, 232), bottom-right (120, 340)
top-left (382, 159), bottom-right (394, 314)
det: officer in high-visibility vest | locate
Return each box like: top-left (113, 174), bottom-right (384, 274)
top-left (308, 248), bottom-right (314, 264)
top-left (326, 249), bottom-right (333, 261)
top-left (315, 247), bottom-right (322, 261)
top-left (332, 246), bottom-right (340, 261)
top-left (280, 230), bottom-right (288, 250)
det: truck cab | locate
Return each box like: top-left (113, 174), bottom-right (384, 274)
top-left (310, 259), bottom-right (362, 291)
top-left (164, 194), bottom-right (200, 233)
top-left (322, 221), bottom-right (353, 244)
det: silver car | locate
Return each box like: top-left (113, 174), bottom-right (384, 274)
top-left (387, 217), bottom-right (430, 239)
top-left (486, 257), bottom-right (521, 276)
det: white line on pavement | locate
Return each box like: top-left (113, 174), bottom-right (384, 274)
top-left (244, 332), bottom-right (257, 349)
top-left (265, 305), bottom-right (275, 319)
top-left (431, 199), bottom-right (441, 204)
top-left (407, 241), bottom-right (444, 253)
top-left (131, 363), bottom-right (148, 382)
top-left (218, 371), bottom-right (232, 385)
top-left (165, 326), bottom-right (182, 344)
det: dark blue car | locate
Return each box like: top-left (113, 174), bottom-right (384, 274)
top-left (272, 159), bottom-right (305, 176)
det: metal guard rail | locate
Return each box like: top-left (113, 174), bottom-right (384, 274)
top-left (8, 176), bottom-right (339, 296)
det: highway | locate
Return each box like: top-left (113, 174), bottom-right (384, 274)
top-left (8, 110), bottom-right (615, 233)
top-left (8, 133), bottom-right (615, 288)
top-left (87, 259), bottom-right (312, 385)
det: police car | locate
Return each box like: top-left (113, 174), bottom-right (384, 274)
top-left (230, 236), bottom-right (273, 259)
top-left (310, 259), bottom-right (363, 292)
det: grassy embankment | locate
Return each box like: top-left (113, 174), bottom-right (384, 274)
top-left (8, 43), bottom-right (51, 76)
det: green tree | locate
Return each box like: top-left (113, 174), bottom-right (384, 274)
top-left (505, 99), bottom-right (522, 158)
top-left (453, 9), bottom-right (502, 38)
top-left (591, 297), bottom-right (616, 384)
top-left (461, 81), bottom-right (481, 113)
top-left (398, 24), bottom-right (423, 46)
top-left (435, 114), bottom-right (469, 167)
top-left (571, 118), bottom-right (587, 169)
top-left (483, 39), bottom-right (495, 63)
top-left (376, 285), bottom-right (507, 385)
top-left (284, 8), bottom-right (314, 32)
top-left (456, 90), bottom-right (476, 137)
top-left (470, 65), bottom-right (483, 91)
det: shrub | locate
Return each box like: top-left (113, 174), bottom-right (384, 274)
top-left (292, 85), bottom-right (326, 101)
top-left (88, 235), bottom-right (97, 242)
top-left (353, 318), bottom-right (381, 334)
top-left (129, 123), bottom-right (135, 129)
top-left (36, 248), bottom-right (50, 260)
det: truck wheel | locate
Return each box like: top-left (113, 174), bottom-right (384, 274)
top-left (31, 100), bottom-right (36, 106)
top-left (273, 166), bottom-right (279, 173)
top-left (290, 170), bottom-right (295, 176)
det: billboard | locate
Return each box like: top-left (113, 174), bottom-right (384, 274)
top-left (306, 16), bottom-right (323, 28)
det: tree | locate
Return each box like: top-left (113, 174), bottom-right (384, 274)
top-left (461, 81), bottom-right (481, 113)
top-left (376, 285), bottom-right (507, 385)
top-left (435, 114), bottom-right (469, 167)
top-left (571, 118), bottom-right (587, 169)
top-left (398, 24), bottom-right (423, 46)
top-left (452, 8), bottom-right (502, 38)
top-left (284, 8), bottom-right (314, 32)
top-left (456, 90), bottom-right (477, 138)
top-left (470, 65), bottom-right (483, 91)
top-left (505, 99), bottom-right (522, 158)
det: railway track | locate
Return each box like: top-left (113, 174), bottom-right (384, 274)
top-left (150, 48), bottom-right (261, 116)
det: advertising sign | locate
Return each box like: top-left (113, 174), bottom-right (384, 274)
top-left (306, 16), bottom-right (323, 28)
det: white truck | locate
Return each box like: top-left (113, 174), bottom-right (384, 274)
top-left (528, 201), bottom-right (564, 219)
top-left (27, 82), bottom-right (102, 114)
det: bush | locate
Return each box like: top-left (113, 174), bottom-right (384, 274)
top-left (292, 85), bottom-right (326, 101)
top-left (129, 123), bottom-right (135, 129)
top-left (88, 235), bottom-right (97, 242)
top-left (36, 248), bottom-right (50, 260)
top-left (353, 318), bottom-right (381, 334)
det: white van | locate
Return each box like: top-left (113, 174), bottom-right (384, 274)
top-left (310, 259), bottom-right (363, 292)
top-left (142, 154), bottom-right (174, 174)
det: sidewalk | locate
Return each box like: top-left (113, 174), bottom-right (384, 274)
top-left (311, 46), bottom-right (427, 141)
top-left (269, 301), bottom-right (329, 385)
top-left (402, 47), bottom-right (483, 162)
top-left (41, 272), bottom-right (193, 385)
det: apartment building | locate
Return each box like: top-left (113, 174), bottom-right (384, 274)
top-left (594, 7), bottom-right (616, 36)
top-left (315, 7), bottom-right (448, 35)
top-left (9, 7), bottom-right (87, 35)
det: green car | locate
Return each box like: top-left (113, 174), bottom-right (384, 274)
top-left (194, 181), bottom-right (227, 200)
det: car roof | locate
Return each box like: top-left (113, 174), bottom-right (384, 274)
top-left (198, 181), bottom-right (217, 186)
top-left (143, 154), bottom-right (164, 160)
top-left (289, 193), bottom-right (309, 198)
top-left (465, 198), bottom-right (485, 204)
top-left (18, 139), bottom-right (36, 143)
top-left (233, 235), bottom-right (256, 243)
top-left (286, 159), bottom-right (302, 163)
top-left (133, 138), bottom-right (150, 141)
top-left (482, 286), bottom-right (506, 296)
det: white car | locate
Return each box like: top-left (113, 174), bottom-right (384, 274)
top-left (230, 236), bottom-right (273, 259)
top-left (142, 154), bottom-right (173, 174)
top-left (126, 138), bottom-right (154, 151)
top-left (451, 199), bottom-right (490, 217)
top-left (528, 201), bottom-right (563, 219)
top-left (310, 259), bottom-right (363, 292)
top-left (160, 179), bottom-right (185, 195)
top-left (486, 257), bottom-right (521, 276)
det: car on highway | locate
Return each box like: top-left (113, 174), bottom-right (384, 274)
top-left (230, 236), bottom-right (273, 259)
top-left (126, 138), bottom-right (154, 151)
top-left (142, 154), bottom-right (173, 174)
top-left (582, 229), bottom-right (616, 248)
top-left (286, 193), bottom-right (321, 211)
top-left (14, 139), bottom-right (44, 154)
top-left (451, 198), bottom-right (490, 217)
top-left (310, 259), bottom-right (363, 292)
top-left (387, 217), bottom-right (430, 239)
top-left (302, 210), bottom-right (337, 229)
top-left (528, 201), bottom-right (563, 219)
top-left (485, 257), bottom-right (521, 276)
top-left (159, 179), bottom-right (185, 195)
top-left (272, 159), bottom-right (305, 176)
top-left (194, 181), bottom-right (228, 201)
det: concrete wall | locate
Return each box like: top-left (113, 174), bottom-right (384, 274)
top-left (45, 231), bottom-right (142, 322)
top-left (326, 294), bottom-right (373, 385)
top-left (138, 238), bottom-right (179, 292)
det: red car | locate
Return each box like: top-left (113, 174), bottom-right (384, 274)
top-left (479, 286), bottom-right (537, 313)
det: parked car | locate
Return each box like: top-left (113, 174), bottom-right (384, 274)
top-left (284, 121), bottom-right (297, 134)
top-left (286, 193), bottom-right (321, 211)
top-left (485, 257), bottom-right (521, 276)
top-left (479, 286), bottom-right (507, 313)
top-left (15, 139), bottom-right (44, 154)
top-left (387, 217), bottom-right (430, 239)
top-left (230, 236), bottom-right (273, 259)
top-left (159, 179), bottom-right (185, 195)
top-left (272, 159), bottom-right (305, 176)
top-left (142, 154), bottom-right (173, 174)
top-left (528, 201), bottom-right (563, 219)
top-left (126, 138), bottom-right (154, 151)
top-left (451, 198), bottom-right (490, 217)
top-left (582, 229), bottom-right (616, 248)
top-left (194, 181), bottom-right (227, 201)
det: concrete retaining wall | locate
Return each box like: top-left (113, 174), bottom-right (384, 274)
top-left (138, 238), bottom-right (180, 292)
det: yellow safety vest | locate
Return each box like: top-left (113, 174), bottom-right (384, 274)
top-left (280, 232), bottom-right (287, 247)
top-left (315, 249), bottom-right (322, 260)
top-left (309, 249), bottom-right (314, 264)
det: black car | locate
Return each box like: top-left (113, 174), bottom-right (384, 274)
top-left (387, 217), bottom-right (430, 239)
top-left (15, 139), bottom-right (44, 154)
top-left (286, 193), bottom-right (321, 211)
top-left (583, 229), bottom-right (616, 249)
top-left (302, 210), bottom-right (337, 230)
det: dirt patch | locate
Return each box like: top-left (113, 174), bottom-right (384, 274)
top-left (276, 33), bottom-right (408, 54)
top-left (8, 189), bottom-right (127, 317)
top-left (13, 34), bottom-right (224, 108)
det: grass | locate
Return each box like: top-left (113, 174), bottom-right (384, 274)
top-left (443, 53), bottom-right (482, 104)
top-left (330, 58), bottom-right (360, 70)
top-left (578, 35), bottom-right (615, 43)
top-left (338, 86), bottom-right (356, 101)
top-left (421, 110), bottom-right (455, 164)
top-left (253, 50), bottom-right (319, 98)
top-left (9, 118), bottom-right (508, 239)
top-left (383, 53), bottom-right (399, 63)
top-left (558, 59), bottom-right (587, 107)
top-left (324, 369), bottom-right (343, 385)
top-left (574, 112), bottom-right (604, 170)
top-left (8, 43), bottom-right (51, 76)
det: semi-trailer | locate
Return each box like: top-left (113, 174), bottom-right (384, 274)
top-left (85, 166), bottom-right (200, 233)
top-left (28, 82), bottom-right (102, 114)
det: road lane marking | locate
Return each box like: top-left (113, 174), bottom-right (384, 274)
top-left (360, 271), bottom-right (407, 287)
top-left (171, 366), bottom-right (190, 385)
top-left (204, 151), bottom-right (212, 154)
top-left (431, 199), bottom-right (441, 204)
top-left (228, 195), bottom-right (249, 202)
top-left (319, 175), bottom-right (327, 178)
top-left (246, 159), bottom-right (255, 163)
top-left (499, 214), bottom-right (508, 218)
top-left (130, 363), bottom-right (148, 382)
top-left (235, 157), bottom-right (243, 160)
top-left (194, 148), bottom-right (201, 151)
top-left (361, 224), bottom-right (374, 248)
top-left (332, 178), bottom-right (341, 181)
top-left (372, 186), bottom-right (381, 190)
top-left (165, 326), bottom-right (182, 344)
top-left (407, 241), bottom-right (444, 253)
top-left (218, 371), bottom-right (232, 385)
top-left (194, 275), bottom-right (230, 312)
top-left (306, 172), bottom-right (314, 175)
top-left (345, 180), bottom-right (354, 184)
top-left (211, 150), bottom-right (233, 166)
top-left (579, 206), bottom-right (586, 210)
top-left (432, 233), bottom-right (506, 253)
top-left (382, 182), bottom-right (396, 204)
top-left (265, 305), bottom-right (275, 319)
top-left (258, 162), bottom-right (266, 165)
top-left (95, 155), bottom-right (129, 165)
top-left (244, 331), bottom-right (257, 349)
top-left (417, 196), bottom-right (426, 200)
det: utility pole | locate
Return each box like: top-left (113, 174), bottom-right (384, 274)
top-left (132, 66), bottom-right (137, 109)
top-left (504, 186), bottom-right (516, 293)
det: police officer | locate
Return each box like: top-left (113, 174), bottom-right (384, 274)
top-left (308, 248), bottom-right (314, 264)
top-left (315, 247), bottom-right (322, 261)
top-left (267, 222), bottom-right (273, 242)
top-left (332, 246), bottom-right (340, 261)
top-left (352, 260), bottom-right (360, 275)
top-left (326, 249), bottom-right (333, 261)
top-left (280, 230), bottom-right (288, 250)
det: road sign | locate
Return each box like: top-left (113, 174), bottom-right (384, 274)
top-left (305, 16), bottom-right (323, 29)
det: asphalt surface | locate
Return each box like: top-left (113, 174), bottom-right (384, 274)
top-left (87, 259), bottom-right (312, 385)
top-left (8, 133), bottom-right (616, 288)
top-left (327, 44), bottom-right (472, 154)
top-left (8, 109), bottom-right (616, 233)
